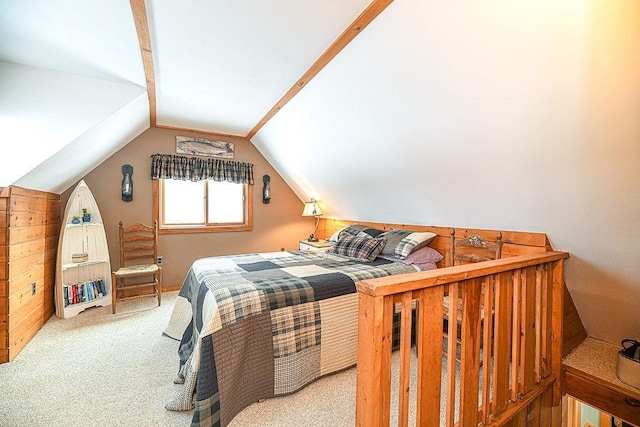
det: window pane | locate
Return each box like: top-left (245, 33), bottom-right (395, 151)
top-left (163, 180), bottom-right (205, 224)
top-left (207, 181), bottom-right (244, 223)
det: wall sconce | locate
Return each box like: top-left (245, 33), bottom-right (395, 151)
top-left (301, 198), bottom-right (323, 242)
top-left (121, 164), bottom-right (133, 202)
top-left (262, 175), bottom-right (271, 204)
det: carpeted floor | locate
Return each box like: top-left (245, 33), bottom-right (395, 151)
top-left (0, 292), bottom-right (192, 426)
top-left (0, 291), bottom-right (447, 426)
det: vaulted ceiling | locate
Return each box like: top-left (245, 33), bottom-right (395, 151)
top-left (1, 1), bottom-right (639, 346)
top-left (1, 0), bottom-right (387, 191)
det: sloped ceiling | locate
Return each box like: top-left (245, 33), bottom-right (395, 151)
top-left (0, 0), bottom-right (638, 345)
top-left (0, 0), bottom-right (148, 193)
top-left (149, 0), bottom-right (371, 135)
top-left (253, 0), bottom-right (640, 346)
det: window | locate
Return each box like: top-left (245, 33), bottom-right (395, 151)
top-left (154, 179), bottom-right (252, 234)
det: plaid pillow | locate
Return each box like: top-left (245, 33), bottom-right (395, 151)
top-left (330, 224), bottom-right (385, 241)
top-left (379, 229), bottom-right (438, 260)
top-left (328, 235), bottom-right (387, 262)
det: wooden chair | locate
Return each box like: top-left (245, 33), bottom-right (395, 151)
top-left (111, 221), bottom-right (162, 314)
top-left (443, 230), bottom-right (503, 360)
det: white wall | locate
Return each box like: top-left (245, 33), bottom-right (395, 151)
top-left (15, 92), bottom-right (150, 194)
top-left (253, 0), bottom-right (640, 344)
top-left (0, 61), bottom-right (147, 191)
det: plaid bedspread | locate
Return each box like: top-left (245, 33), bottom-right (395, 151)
top-left (163, 250), bottom-right (417, 427)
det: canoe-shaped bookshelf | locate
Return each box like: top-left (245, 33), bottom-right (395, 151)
top-left (55, 180), bottom-right (111, 318)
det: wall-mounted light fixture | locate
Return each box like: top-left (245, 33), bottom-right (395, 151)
top-left (262, 175), bottom-right (271, 204)
top-left (121, 164), bottom-right (133, 202)
top-left (301, 198), bottom-right (323, 242)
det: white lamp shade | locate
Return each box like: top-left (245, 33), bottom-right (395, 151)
top-left (302, 200), bottom-right (322, 217)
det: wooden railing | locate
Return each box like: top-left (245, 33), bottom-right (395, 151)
top-left (355, 251), bottom-right (569, 426)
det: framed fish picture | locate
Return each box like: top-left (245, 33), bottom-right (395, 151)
top-left (176, 136), bottom-right (235, 159)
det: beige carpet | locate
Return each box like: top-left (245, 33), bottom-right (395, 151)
top-left (0, 292), bottom-right (192, 426)
top-left (0, 291), bottom-right (455, 426)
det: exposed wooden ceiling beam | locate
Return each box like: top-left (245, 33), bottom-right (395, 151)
top-left (155, 124), bottom-right (250, 142)
top-left (130, 0), bottom-right (157, 127)
top-left (246, 0), bottom-right (394, 140)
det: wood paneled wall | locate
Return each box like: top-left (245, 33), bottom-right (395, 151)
top-left (501, 385), bottom-right (556, 426)
top-left (0, 187), bottom-right (8, 362)
top-left (0, 186), bottom-right (60, 363)
top-left (563, 286), bottom-right (587, 357)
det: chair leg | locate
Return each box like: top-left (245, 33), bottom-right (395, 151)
top-left (157, 267), bottom-right (162, 307)
top-left (111, 272), bottom-right (117, 314)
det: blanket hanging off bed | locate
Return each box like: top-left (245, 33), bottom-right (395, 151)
top-left (163, 250), bottom-right (417, 427)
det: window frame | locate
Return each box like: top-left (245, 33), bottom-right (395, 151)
top-left (153, 178), bottom-right (253, 234)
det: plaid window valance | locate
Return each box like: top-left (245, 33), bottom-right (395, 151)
top-left (150, 154), bottom-right (254, 185)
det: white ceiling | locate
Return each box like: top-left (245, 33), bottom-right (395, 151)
top-left (0, 0), bottom-right (373, 187)
top-left (0, 0), bottom-right (639, 346)
top-left (0, 0), bottom-right (148, 191)
top-left (149, 0), bottom-right (370, 135)
top-left (0, 61), bottom-right (148, 193)
top-left (0, 0), bottom-right (145, 86)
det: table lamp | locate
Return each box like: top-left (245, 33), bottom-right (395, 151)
top-left (302, 199), bottom-right (323, 242)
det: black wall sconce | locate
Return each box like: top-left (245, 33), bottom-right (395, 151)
top-left (262, 175), bottom-right (271, 204)
top-left (122, 164), bottom-right (133, 202)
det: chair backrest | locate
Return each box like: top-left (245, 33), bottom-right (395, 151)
top-left (118, 220), bottom-right (158, 267)
top-left (449, 229), bottom-right (502, 267)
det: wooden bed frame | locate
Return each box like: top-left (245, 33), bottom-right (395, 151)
top-left (317, 219), bottom-right (552, 264)
top-left (316, 219), bottom-right (569, 426)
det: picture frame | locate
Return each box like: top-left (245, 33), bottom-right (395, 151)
top-left (176, 136), bottom-right (235, 159)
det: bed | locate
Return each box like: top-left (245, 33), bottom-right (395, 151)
top-left (163, 226), bottom-right (441, 426)
top-left (164, 251), bottom-right (427, 425)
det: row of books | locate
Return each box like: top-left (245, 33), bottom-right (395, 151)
top-left (63, 279), bottom-right (107, 306)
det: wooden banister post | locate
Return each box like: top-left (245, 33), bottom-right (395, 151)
top-left (550, 259), bottom-right (565, 425)
top-left (356, 291), bottom-right (393, 427)
top-left (416, 286), bottom-right (444, 427)
top-left (459, 278), bottom-right (483, 426)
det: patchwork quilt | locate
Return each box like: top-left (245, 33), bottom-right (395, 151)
top-left (163, 250), bottom-right (417, 427)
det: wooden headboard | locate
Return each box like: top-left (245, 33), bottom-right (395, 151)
top-left (316, 218), bottom-right (551, 268)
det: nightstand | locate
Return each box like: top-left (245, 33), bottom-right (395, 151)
top-left (563, 338), bottom-right (640, 426)
top-left (299, 239), bottom-right (332, 252)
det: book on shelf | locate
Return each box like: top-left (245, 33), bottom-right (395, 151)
top-left (63, 279), bottom-right (106, 307)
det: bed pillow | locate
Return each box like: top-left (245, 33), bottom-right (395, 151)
top-left (328, 235), bottom-right (387, 262)
top-left (379, 229), bottom-right (438, 260)
top-left (328, 224), bottom-right (385, 241)
top-left (403, 246), bottom-right (444, 265)
top-left (379, 246), bottom-right (444, 265)
top-left (328, 228), bottom-right (344, 242)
